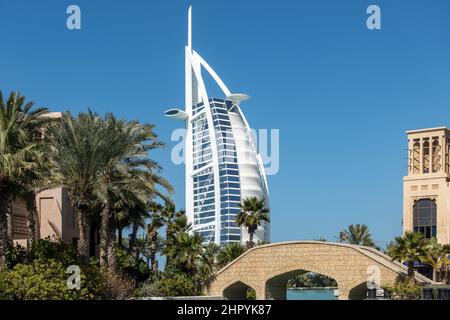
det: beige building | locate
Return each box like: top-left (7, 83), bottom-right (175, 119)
top-left (12, 188), bottom-right (79, 247)
top-left (403, 127), bottom-right (450, 244)
top-left (12, 188), bottom-right (99, 255)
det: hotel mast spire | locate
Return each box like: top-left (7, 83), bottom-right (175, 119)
top-left (188, 6), bottom-right (192, 50)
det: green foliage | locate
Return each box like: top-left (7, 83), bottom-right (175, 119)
top-left (385, 280), bottom-right (423, 300)
top-left (0, 90), bottom-right (50, 253)
top-left (236, 197), bottom-right (270, 248)
top-left (423, 238), bottom-right (450, 282)
top-left (98, 270), bottom-right (135, 300)
top-left (0, 259), bottom-right (103, 300)
top-left (389, 231), bottom-right (429, 280)
top-left (287, 272), bottom-right (337, 288)
top-left (115, 247), bottom-right (151, 283)
top-left (338, 224), bottom-right (375, 247)
top-left (2, 243), bottom-right (28, 268)
top-left (216, 243), bottom-right (246, 268)
top-left (246, 288), bottom-right (256, 300)
top-left (47, 111), bottom-right (172, 265)
top-left (135, 271), bottom-right (202, 297)
top-left (30, 237), bottom-right (78, 265)
top-left (0, 238), bottom-right (137, 300)
top-left (166, 232), bottom-right (204, 275)
top-left (3, 238), bottom-right (79, 269)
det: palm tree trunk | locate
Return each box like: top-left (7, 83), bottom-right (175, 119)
top-left (151, 251), bottom-right (157, 272)
top-left (129, 222), bottom-right (138, 252)
top-left (117, 227), bottom-right (123, 247)
top-left (150, 241), bottom-right (158, 272)
top-left (0, 192), bottom-right (13, 256)
top-left (100, 199), bottom-right (111, 268)
top-left (25, 192), bottom-right (37, 248)
top-left (444, 265), bottom-right (449, 284)
top-left (433, 268), bottom-right (438, 282)
top-left (107, 235), bottom-right (116, 273)
top-left (248, 231), bottom-right (254, 248)
top-left (407, 261), bottom-right (415, 283)
top-left (4, 202), bottom-right (14, 251)
top-left (76, 207), bottom-right (89, 264)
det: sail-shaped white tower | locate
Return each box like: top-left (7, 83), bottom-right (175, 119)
top-left (165, 7), bottom-right (270, 245)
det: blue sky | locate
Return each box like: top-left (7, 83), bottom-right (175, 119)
top-left (1, 0), bottom-right (450, 248)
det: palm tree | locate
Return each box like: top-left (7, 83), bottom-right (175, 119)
top-left (425, 239), bottom-right (450, 283)
top-left (147, 204), bottom-right (164, 272)
top-left (236, 197), bottom-right (270, 248)
top-left (338, 224), bottom-right (375, 247)
top-left (163, 205), bottom-right (191, 269)
top-left (48, 111), bottom-right (172, 268)
top-left (47, 111), bottom-right (107, 263)
top-left (197, 243), bottom-right (220, 289)
top-left (200, 243), bottom-right (220, 272)
top-left (95, 114), bottom-right (172, 270)
top-left (113, 193), bottom-right (152, 249)
top-left (216, 243), bottom-right (246, 268)
top-left (167, 232), bottom-right (204, 276)
top-left (441, 244), bottom-right (450, 284)
top-left (0, 91), bottom-right (49, 254)
top-left (384, 241), bottom-right (395, 257)
top-left (126, 204), bottom-right (150, 261)
top-left (425, 238), bottom-right (443, 282)
top-left (389, 231), bottom-right (429, 282)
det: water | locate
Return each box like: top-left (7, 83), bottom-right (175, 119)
top-left (287, 289), bottom-right (337, 300)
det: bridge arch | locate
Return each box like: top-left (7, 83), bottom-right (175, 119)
top-left (222, 281), bottom-right (256, 300)
top-left (264, 264), bottom-right (339, 300)
top-left (207, 241), bottom-right (431, 300)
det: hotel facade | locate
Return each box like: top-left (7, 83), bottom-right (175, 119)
top-left (403, 127), bottom-right (450, 245)
top-left (165, 8), bottom-right (270, 245)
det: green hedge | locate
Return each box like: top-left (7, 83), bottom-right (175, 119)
top-left (0, 259), bottom-right (103, 300)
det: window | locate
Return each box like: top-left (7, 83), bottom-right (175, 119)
top-left (432, 137), bottom-right (440, 172)
top-left (423, 138), bottom-right (430, 173)
top-left (413, 139), bottom-right (420, 174)
top-left (413, 199), bottom-right (437, 239)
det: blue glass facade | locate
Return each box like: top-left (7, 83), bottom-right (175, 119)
top-left (191, 98), bottom-right (242, 244)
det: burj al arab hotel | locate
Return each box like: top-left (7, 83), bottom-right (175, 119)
top-left (165, 7), bottom-right (270, 245)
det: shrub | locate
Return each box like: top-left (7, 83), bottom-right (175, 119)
top-left (115, 248), bottom-right (151, 283)
top-left (28, 237), bottom-right (78, 265)
top-left (3, 237), bottom-right (78, 269)
top-left (0, 239), bottom-right (146, 300)
top-left (135, 271), bottom-right (201, 297)
top-left (99, 270), bottom-right (135, 300)
top-left (246, 288), bottom-right (256, 300)
top-left (0, 259), bottom-right (103, 300)
top-left (385, 280), bottom-right (423, 300)
top-left (2, 243), bottom-right (28, 268)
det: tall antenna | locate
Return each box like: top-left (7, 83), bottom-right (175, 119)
top-left (188, 6), bottom-right (192, 50)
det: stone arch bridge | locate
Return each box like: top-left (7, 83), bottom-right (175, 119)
top-left (207, 241), bottom-right (431, 300)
